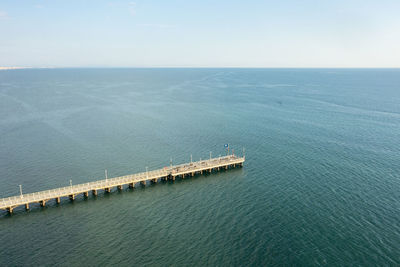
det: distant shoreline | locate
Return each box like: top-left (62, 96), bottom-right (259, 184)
top-left (0, 67), bottom-right (32, 70)
top-left (0, 67), bottom-right (399, 70)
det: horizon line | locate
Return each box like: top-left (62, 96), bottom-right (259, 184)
top-left (1, 66), bottom-right (400, 70)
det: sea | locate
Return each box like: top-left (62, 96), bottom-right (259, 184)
top-left (0, 68), bottom-right (399, 266)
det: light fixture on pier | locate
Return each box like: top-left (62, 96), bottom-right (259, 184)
top-left (19, 184), bottom-right (23, 199)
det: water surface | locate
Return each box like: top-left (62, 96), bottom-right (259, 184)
top-left (0, 68), bottom-right (399, 266)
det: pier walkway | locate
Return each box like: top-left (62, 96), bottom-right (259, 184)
top-left (0, 154), bottom-right (245, 213)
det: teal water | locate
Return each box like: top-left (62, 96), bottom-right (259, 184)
top-left (0, 69), bottom-right (399, 266)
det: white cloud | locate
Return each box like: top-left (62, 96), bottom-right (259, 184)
top-left (128, 2), bottom-right (136, 16)
top-left (0, 10), bottom-right (8, 19)
top-left (107, 1), bottom-right (136, 16)
top-left (138, 23), bottom-right (175, 29)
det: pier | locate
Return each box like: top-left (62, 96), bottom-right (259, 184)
top-left (0, 154), bottom-right (245, 214)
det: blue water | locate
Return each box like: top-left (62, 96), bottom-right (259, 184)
top-left (0, 69), bottom-right (399, 266)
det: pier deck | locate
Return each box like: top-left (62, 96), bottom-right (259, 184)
top-left (0, 155), bottom-right (245, 213)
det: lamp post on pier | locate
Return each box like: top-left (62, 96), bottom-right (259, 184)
top-left (19, 185), bottom-right (23, 199)
top-left (146, 166), bottom-right (148, 178)
top-left (105, 169), bottom-right (108, 182)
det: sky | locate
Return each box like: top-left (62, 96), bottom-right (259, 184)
top-left (0, 0), bottom-right (399, 68)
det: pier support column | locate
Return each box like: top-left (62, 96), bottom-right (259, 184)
top-left (40, 200), bottom-right (46, 207)
top-left (141, 181), bottom-right (146, 186)
top-left (209, 169), bottom-right (212, 173)
top-left (105, 188), bottom-right (111, 193)
top-left (25, 203), bottom-right (30, 210)
top-left (6, 207), bottom-right (13, 214)
top-left (172, 176), bottom-right (175, 181)
top-left (56, 197), bottom-right (61, 204)
top-left (117, 185), bottom-right (123, 190)
top-left (182, 174), bottom-right (185, 179)
top-left (83, 192), bottom-right (89, 198)
top-left (225, 166), bottom-right (228, 170)
top-left (129, 183), bottom-right (134, 188)
top-left (92, 189), bottom-right (97, 196)
top-left (200, 170), bottom-right (203, 174)
top-left (69, 194), bottom-right (75, 201)
top-left (191, 172), bottom-right (194, 177)
top-left (151, 178), bottom-right (157, 183)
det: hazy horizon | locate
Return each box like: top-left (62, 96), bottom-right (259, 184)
top-left (1, 0), bottom-right (399, 68)
top-left (2, 66), bottom-right (400, 70)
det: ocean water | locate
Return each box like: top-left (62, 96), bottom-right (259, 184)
top-left (0, 68), bottom-right (399, 266)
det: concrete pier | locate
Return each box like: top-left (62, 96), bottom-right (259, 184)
top-left (0, 154), bottom-right (245, 214)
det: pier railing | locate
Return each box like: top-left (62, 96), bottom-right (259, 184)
top-left (0, 154), bottom-right (245, 213)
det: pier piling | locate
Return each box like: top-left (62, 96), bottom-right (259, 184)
top-left (0, 154), bottom-right (245, 214)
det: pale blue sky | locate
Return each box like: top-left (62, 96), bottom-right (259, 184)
top-left (0, 0), bottom-right (399, 67)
